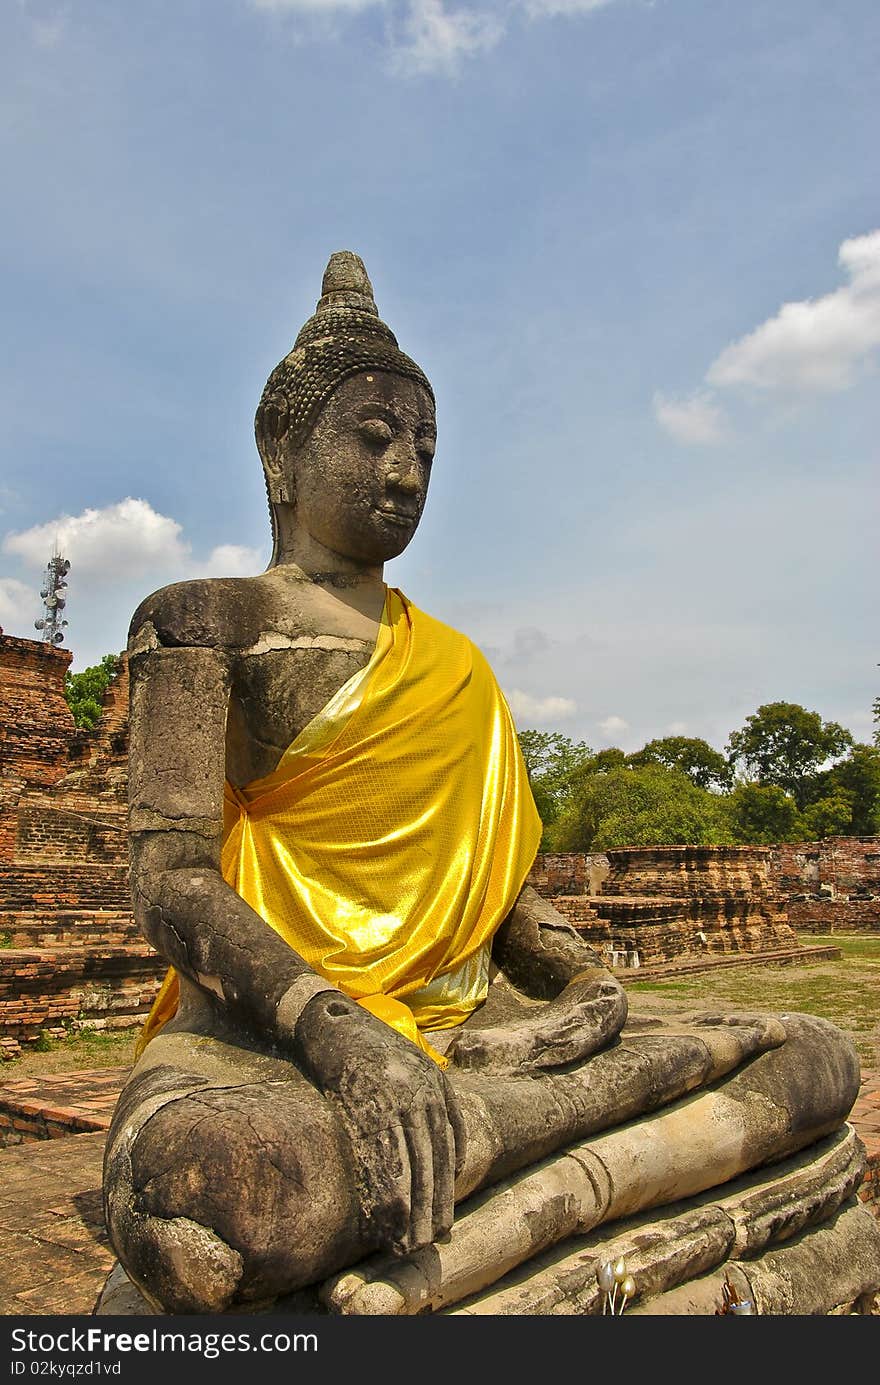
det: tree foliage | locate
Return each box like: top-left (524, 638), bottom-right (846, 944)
top-left (517, 730), bottom-right (594, 847)
top-left (627, 736), bottom-right (732, 791)
top-left (64, 654), bottom-right (120, 730)
top-left (805, 743), bottom-right (880, 836)
top-left (517, 701), bottom-right (873, 850)
top-left (801, 793), bottom-right (856, 841)
top-left (552, 764), bottom-right (731, 852)
top-left (726, 702), bottom-right (852, 810)
top-left (722, 783), bottom-right (804, 845)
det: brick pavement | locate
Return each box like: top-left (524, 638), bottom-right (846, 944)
top-left (0, 1065), bottom-right (877, 1316)
top-left (0, 1066), bottom-right (129, 1146)
top-left (0, 1131), bottom-right (112, 1314)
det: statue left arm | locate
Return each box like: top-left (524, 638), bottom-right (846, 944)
top-left (445, 886), bottom-right (628, 1073)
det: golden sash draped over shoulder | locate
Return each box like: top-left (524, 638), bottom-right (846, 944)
top-left (137, 587), bottom-right (542, 1064)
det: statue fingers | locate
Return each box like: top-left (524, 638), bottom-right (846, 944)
top-left (363, 1120), bottom-right (415, 1255)
top-left (399, 1102), bottom-right (437, 1253)
top-left (442, 1074), bottom-right (468, 1179)
top-left (383, 1076), bottom-right (456, 1254)
top-left (427, 1099), bottom-right (457, 1239)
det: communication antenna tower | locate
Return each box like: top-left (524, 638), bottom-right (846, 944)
top-left (34, 544), bottom-right (70, 646)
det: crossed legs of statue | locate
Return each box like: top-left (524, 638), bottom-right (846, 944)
top-left (101, 975), bottom-right (864, 1315)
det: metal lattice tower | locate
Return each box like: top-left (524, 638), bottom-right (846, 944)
top-left (34, 546), bottom-right (70, 646)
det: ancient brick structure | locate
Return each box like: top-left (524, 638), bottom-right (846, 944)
top-left (529, 838), bottom-right (880, 967)
top-left (0, 632), bottom-right (75, 861)
top-left (769, 837), bottom-right (880, 934)
top-left (530, 845), bottom-right (802, 969)
top-left (0, 630), bottom-right (163, 1059)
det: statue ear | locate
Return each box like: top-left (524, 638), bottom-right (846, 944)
top-left (255, 392), bottom-right (293, 504)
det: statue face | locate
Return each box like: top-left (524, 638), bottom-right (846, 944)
top-left (287, 370), bottom-right (436, 564)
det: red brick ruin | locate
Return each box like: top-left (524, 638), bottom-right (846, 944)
top-left (527, 836), bottom-right (879, 972)
top-left (1, 626), bottom-right (878, 1056)
top-left (0, 630), bottom-right (164, 1059)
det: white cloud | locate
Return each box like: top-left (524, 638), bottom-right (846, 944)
top-left (652, 389), bottom-right (726, 445)
top-left (250, 0), bottom-right (381, 10)
top-left (4, 499), bottom-right (188, 576)
top-left (15, 0), bottom-right (69, 46)
top-left (512, 626), bottom-right (552, 660)
top-left (598, 714), bottom-right (628, 737)
top-left (32, 15), bottom-right (67, 47)
top-left (1, 501), bottom-right (265, 668)
top-left (506, 688), bottom-right (577, 725)
top-left (667, 721), bottom-right (688, 735)
top-left (191, 544), bottom-right (268, 578)
top-left (246, 0), bottom-right (623, 74)
top-left (3, 500), bottom-right (264, 582)
top-left (0, 578), bottom-right (37, 632)
top-left (389, 0), bottom-right (504, 76)
top-left (707, 229), bottom-right (880, 394)
top-left (521, 0), bottom-right (614, 16)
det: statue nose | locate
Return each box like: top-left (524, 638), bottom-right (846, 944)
top-left (386, 452), bottom-right (420, 493)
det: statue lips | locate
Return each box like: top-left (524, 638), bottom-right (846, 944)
top-left (376, 505), bottom-right (419, 528)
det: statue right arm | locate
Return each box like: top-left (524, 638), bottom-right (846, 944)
top-left (128, 632), bottom-right (338, 1040)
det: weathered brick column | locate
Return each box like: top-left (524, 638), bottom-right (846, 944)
top-left (0, 630), bottom-right (75, 864)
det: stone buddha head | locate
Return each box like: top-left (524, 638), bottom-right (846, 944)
top-left (255, 251), bottom-right (437, 568)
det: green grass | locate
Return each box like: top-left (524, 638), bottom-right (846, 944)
top-left (628, 980), bottom-right (694, 994)
top-left (3, 1025), bottom-right (138, 1077)
top-left (622, 933), bottom-right (880, 1074)
top-left (808, 933), bottom-right (880, 960)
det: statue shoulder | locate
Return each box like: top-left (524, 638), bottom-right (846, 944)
top-left (407, 599), bottom-right (494, 676)
top-left (128, 574), bottom-right (267, 655)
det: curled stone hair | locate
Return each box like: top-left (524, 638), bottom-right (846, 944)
top-left (255, 251), bottom-right (434, 562)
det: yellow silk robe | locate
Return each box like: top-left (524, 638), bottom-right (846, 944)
top-left (138, 587), bottom-right (542, 1063)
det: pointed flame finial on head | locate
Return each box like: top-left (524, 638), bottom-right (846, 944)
top-left (316, 250), bottom-right (379, 317)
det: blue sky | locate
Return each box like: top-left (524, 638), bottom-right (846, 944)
top-left (2, 0), bottom-right (877, 755)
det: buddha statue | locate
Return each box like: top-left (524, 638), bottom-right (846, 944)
top-left (100, 252), bottom-right (880, 1317)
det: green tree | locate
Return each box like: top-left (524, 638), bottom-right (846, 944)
top-left (726, 702), bottom-right (853, 810)
top-left (517, 730), bottom-right (593, 847)
top-left (553, 763), bottom-right (731, 851)
top-left (722, 783), bottom-right (804, 845)
top-left (805, 743), bottom-right (880, 836)
top-left (591, 747), bottom-right (627, 773)
top-left (802, 793), bottom-right (855, 840)
top-left (627, 736), bottom-right (732, 791)
top-left (64, 653), bottom-right (120, 730)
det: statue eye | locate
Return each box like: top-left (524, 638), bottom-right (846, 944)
top-left (417, 436), bottom-right (436, 463)
top-left (359, 418), bottom-right (394, 445)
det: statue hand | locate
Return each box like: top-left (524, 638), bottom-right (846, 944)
top-left (445, 970), bottom-right (627, 1073)
top-left (290, 989), bottom-right (464, 1256)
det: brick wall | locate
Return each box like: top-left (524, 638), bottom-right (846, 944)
top-left (0, 945), bottom-right (163, 1047)
top-left (0, 641), bottom-right (154, 1056)
top-left (787, 900), bottom-right (880, 933)
top-left (770, 837), bottom-right (880, 894)
top-left (769, 837), bottom-right (880, 932)
top-left (527, 852), bottom-right (610, 896)
top-left (0, 631), bottom-right (75, 791)
top-left (529, 843), bottom-right (879, 937)
top-left (0, 631), bottom-right (77, 864)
